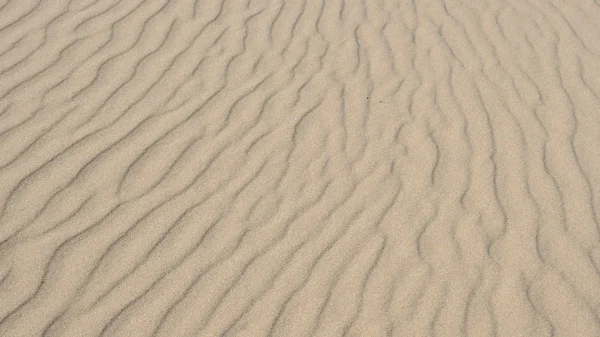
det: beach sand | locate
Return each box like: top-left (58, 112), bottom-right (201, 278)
top-left (1, 0), bottom-right (600, 336)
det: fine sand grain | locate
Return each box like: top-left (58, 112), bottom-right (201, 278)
top-left (1, 0), bottom-right (600, 336)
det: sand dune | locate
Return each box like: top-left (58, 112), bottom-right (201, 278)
top-left (1, 0), bottom-right (600, 336)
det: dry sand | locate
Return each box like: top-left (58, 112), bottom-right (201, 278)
top-left (1, 0), bottom-right (600, 336)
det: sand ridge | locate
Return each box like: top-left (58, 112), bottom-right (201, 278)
top-left (1, 0), bottom-right (600, 336)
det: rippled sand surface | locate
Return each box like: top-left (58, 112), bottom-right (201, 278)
top-left (1, 0), bottom-right (600, 336)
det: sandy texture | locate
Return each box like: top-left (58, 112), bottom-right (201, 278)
top-left (1, 0), bottom-right (600, 336)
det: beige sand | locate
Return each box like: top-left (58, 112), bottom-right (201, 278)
top-left (1, 0), bottom-right (600, 336)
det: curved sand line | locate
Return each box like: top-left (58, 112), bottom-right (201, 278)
top-left (1, 0), bottom-right (600, 336)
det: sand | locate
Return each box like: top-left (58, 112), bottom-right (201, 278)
top-left (1, 0), bottom-right (600, 336)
